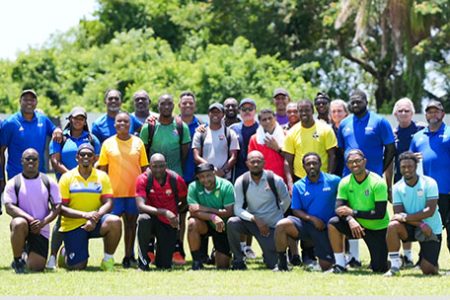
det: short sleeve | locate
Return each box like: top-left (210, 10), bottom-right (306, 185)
top-left (392, 184), bottom-right (402, 206)
top-left (49, 140), bottom-right (61, 156)
top-left (291, 183), bottom-right (302, 210)
top-left (99, 172), bottom-right (113, 198)
top-left (91, 122), bottom-right (101, 142)
top-left (139, 124), bottom-right (149, 145)
top-left (92, 135), bottom-right (101, 155)
top-left (229, 130), bottom-right (240, 151)
top-left (379, 118), bottom-right (395, 145)
top-left (222, 181), bottom-right (235, 207)
top-left (337, 123), bottom-right (345, 149)
top-left (58, 173), bottom-right (71, 204)
top-left (49, 178), bottom-right (62, 205)
top-left (181, 123), bottom-right (191, 144)
top-left (138, 140), bottom-right (149, 167)
top-left (373, 179), bottom-right (388, 202)
top-left (98, 142), bottom-right (109, 166)
top-left (45, 116), bottom-right (56, 136)
top-left (3, 178), bottom-right (18, 205)
top-left (0, 120), bottom-right (12, 146)
top-left (176, 175), bottom-right (188, 198)
top-left (425, 177), bottom-right (439, 200)
top-left (337, 179), bottom-right (349, 201)
top-left (135, 173), bottom-right (147, 198)
top-left (187, 183), bottom-right (199, 205)
top-left (324, 126), bottom-right (338, 150)
top-left (248, 135), bottom-right (257, 153)
top-left (409, 134), bottom-right (418, 152)
top-left (192, 131), bottom-right (202, 149)
top-left (283, 130), bottom-right (296, 154)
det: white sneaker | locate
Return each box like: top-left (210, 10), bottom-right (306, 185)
top-left (244, 246), bottom-right (256, 259)
top-left (46, 255), bottom-right (57, 270)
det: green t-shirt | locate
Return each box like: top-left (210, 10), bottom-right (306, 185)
top-left (187, 176), bottom-right (235, 214)
top-left (337, 172), bottom-right (389, 230)
top-left (140, 120), bottom-right (191, 176)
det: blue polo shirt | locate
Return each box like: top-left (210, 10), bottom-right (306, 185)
top-left (338, 111), bottom-right (395, 176)
top-left (393, 175), bottom-right (442, 234)
top-left (92, 113), bottom-right (142, 144)
top-left (230, 121), bottom-right (259, 181)
top-left (182, 115), bottom-right (205, 184)
top-left (49, 130), bottom-right (101, 180)
top-left (410, 123), bottom-right (450, 194)
top-left (0, 111), bottom-right (56, 178)
top-left (394, 121), bottom-right (424, 182)
top-left (291, 172), bottom-right (340, 223)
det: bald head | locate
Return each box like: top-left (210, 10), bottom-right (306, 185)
top-left (22, 148), bottom-right (38, 159)
top-left (150, 153), bottom-right (166, 164)
top-left (247, 150), bottom-right (264, 161)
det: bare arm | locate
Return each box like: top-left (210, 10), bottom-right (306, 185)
top-left (189, 204), bottom-right (233, 219)
top-left (50, 153), bottom-right (70, 175)
top-left (0, 146), bottom-right (6, 193)
top-left (5, 203), bottom-right (35, 223)
top-left (382, 143), bottom-right (396, 173)
top-left (284, 153), bottom-right (296, 180)
top-left (327, 147), bottom-right (336, 174)
top-left (193, 148), bottom-right (208, 165)
top-left (181, 143), bottom-right (190, 166)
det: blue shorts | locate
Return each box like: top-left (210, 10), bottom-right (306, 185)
top-left (288, 216), bottom-right (334, 263)
top-left (63, 214), bottom-right (111, 266)
top-left (112, 197), bottom-right (138, 215)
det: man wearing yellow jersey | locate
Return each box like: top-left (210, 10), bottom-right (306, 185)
top-left (59, 143), bottom-right (121, 271)
top-left (98, 112), bottom-right (149, 268)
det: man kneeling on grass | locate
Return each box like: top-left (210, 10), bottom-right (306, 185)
top-left (58, 143), bottom-right (122, 271)
top-left (187, 163), bottom-right (235, 270)
top-left (135, 153), bottom-right (187, 270)
top-left (385, 151), bottom-right (442, 276)
top-left (4, 148), bottom-right (61, 273)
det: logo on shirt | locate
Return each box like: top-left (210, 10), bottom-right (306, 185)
top-left (219, 134), bottom-right (225, 140)
top-left (19, 126), bottom-right (24, 131)
top-left (417, 189), bottom-right (424, 197)
top-left (364, 189), bottom-right (370, 197)
top-left (304, 191), bottom-right (310, 196)
top-left (312, 132), bottom-right (319, 139)
top-left (264, 184), bottom-right (271, 191)
top-left (173, 129), bottom-right (179, 136)
top-left (37, 122), bottom-right (44, 127)
top-left (344, 127), bottom-right (351, 133)
top-left (166, 189), bottom-right (173, 196)
top-left (323, 187), bottom-right (331, 192)
top-left (215, 190), bottom-right (220, 198)
top-left (365, 127), bottom-right (374, 134)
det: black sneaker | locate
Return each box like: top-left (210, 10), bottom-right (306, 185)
top-left (231, 260), bottom-right (247, 270)
top-left (347, 257), bottom-right (362, 268)
top-left (401, 255), bottom-right (414, 269)
top-left (122, 257), bottom-right (131, 269)
top-left (129, 257), bottom-right (138, 268)
top-left (290, 254), bottom-right (302, 266)
top-left (191, 260), bottom-right (204, 271)
top-left (11, 259), bottom-right (26, 274)
top-left (326, 264), bottom-right (347, 274)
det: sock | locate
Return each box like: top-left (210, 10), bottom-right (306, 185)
top-left (103, 253), bottom-right (114, 261)
top-left (402, 249), bottom-right (413, 261)
top-left (334, 252), bottom-right (346, 267)
top-left (240, 242), bottom-right (246, 252)
top-left (348, 239), bottom-right (360, 261)
top-left (191, 250), bottom-right (202, 262)
top-left (278, 252), bottom-right (288, 268)
top-left (389, 252), bottom-right (402, 269)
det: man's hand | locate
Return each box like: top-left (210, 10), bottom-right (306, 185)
top-left (145, 114), bottom-right (158, 126)
top-left (348, 218), bottom-right (365, 239)
top-left (392, 213), bottom-right (406, 223)
top-left (165, 210), bottom-right (179, 229)
top-left (195, 124), bottom-right (207, 133)
top-left (254, 217), bottom-right (270, 237)
top-left (264, 135), bottom-right (280, 152)
top-left (81, 219), bottom-right (96, 232)
top-left (29, 219), bottom-right (42, 234)
top-left (309, 216), bottom-right (325, 231)
top-left (420, 222), bottom-right (432, 237)
top-left (211, 215), bottom-right (225, 233)
top-left (215, 168), bottom-right (225, 178)
top-left (336, 206), bottom-right (353, 217)
top-left (52, 128), bottom-right (63, 143)
top-left (83, 211), bottom-right (100, 223)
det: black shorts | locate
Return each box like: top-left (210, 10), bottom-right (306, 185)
top-left (402, 224), bottom-right (441, 267)
top-left (438, 194), bottom-right (450, 227)
top-left (25, 233), bottom-right (49, 259)
top-left (329, 216), bottom-right (388, 272)
top-left (288, 216), bottom-right (334, 263)
top-left (204, 222), bottom-right (231, 257)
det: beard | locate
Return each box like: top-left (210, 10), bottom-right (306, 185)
top-left (250, 170), bottom-right (263, 177)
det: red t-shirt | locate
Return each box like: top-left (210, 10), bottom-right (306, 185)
top-left (136, 170), bottom-right (188, 225)
top-left (248, 135), bottom-right (287, 183)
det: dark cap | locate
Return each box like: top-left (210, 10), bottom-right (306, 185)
top-left (239, 98), bottom-right (256, 108)
top-left (314, 92), bottom-right (330, 102)
top-left (425, 100), bottom-right (444, 112)
top-left (20, 89), bottom-right (37, 98)
top-left (195, 163), bottom-right (215, 175)
top-left (208, 102), bottom-right (224, 112)
top-left (273, 88), bottom-right (289, 98)
top-left (67, 107), bottom-right (87, 119)
top-left (77, 143), bottom-right (95, 154)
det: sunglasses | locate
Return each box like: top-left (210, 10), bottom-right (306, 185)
top-left (78, 152), bottom-right (94, 158)
top-left (240, 107), bottom-right (255, 112)
top-left (24, 156), bottom-right (38, 162)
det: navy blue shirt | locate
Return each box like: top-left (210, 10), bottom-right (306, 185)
top-left (410, 123), bottom-right (450, 194)
top-left (182, 116), bottom-right (204, 184)
top-left (92, 113), bottom-right (142, 144)
top-left (230, 121), bottom-right (259, 181)
top-left (338, 111), bottom-right (395, 176)
top-left (394, 121), bottom-right (424, 182)
top-left (291, 172), bottom-right (340, 223)
top-left (0, 111), bottom-right (56, 178)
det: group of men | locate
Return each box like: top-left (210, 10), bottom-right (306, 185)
top-left (0, 87), bottom-right (448, 277)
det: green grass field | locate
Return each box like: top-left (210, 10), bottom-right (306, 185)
top-left (0, 209), bottom-right (449, 296)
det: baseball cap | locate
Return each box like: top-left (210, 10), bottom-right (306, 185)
top-left (20, 89), bottom-right (37, 98)
top-left (208, 102), bottom-right (224, 112)
top-left (67, 107), bottom-right (87, 119)
top-left (273, 88), bottom-right (289, 98)
top-left (239, 98), bottom-right (256, 108)
top-left (77, 143), bottom-right (95, 154)
top-left (195, 163), bottom-right (215, 175)
top-left (314, 92), bottom-right (330, 102)
top-left (425, 100), bottom-right (444, 112)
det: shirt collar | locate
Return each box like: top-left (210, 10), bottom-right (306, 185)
top-left (424, 123), bottom-right (445, 134)
top-left (305, 172), bottom-right (324, 184)
top-left (353, 111), bottom-right (370, 122)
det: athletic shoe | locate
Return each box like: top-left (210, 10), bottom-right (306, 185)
top-left (129, 256), bottom-right (138, 268)
top-left (244, 246), bottom-right (256, 259)
top-left (11, 259), bottom-right (26, 274)
top-left (122, 257), bottom-right (131, 269)
top-left (383, 267), bottom-right (400, 277)
top-left (147, 251), bottom-right (156, 264)
top-left (191, 260), bottom-right (204, 271)
top-left (46, 255), bottom-right (57, 270)
top-left (57, 247), bottom-right (66, 268)
top-left (304, 260), bottom-right (322, 272)
top-left (401, 255), bottom-right (414, 269)
top-left (272, 264), bottom-right (291, 272)
top-left (101, 258), bottom-right (115, 271)
top-left (289, 254), bottom-right (302, 266)
top-left (138, 263), bottom-right (150, 272)
top-left (346, 257), bottom-right (362, 268)
top-left (231, 260), bottom-right (248, 270)
top-left (172, 251), bottom-right (186, 265)
top-left (326, 264), bottom-right (347, 274)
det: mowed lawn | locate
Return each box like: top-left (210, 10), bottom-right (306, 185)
top-left (0, 206), bottom-right (449, 296)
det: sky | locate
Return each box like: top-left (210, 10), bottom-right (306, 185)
top-left (0, 0), bottom-right (97, 60)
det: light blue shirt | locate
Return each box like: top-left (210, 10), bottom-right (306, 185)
top-left (393, 175), bottom-right (442, 234)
